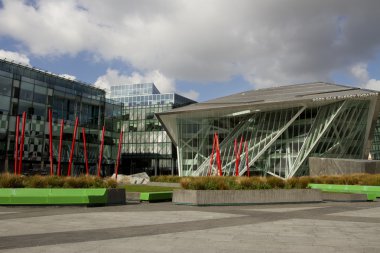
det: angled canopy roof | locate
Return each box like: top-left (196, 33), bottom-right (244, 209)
top-left (158, 82), bottom-right (378, 115)
top-left (156, 82), bottom-right (379, 146)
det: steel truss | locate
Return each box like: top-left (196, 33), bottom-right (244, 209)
top-left (177, 100), bottom-right (372, 178)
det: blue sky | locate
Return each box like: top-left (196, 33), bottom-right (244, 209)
top-left (0, 0), bottom-right (380, 101)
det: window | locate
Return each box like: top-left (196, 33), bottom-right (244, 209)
top-left (0, 76), bottom-right (12, 96)
top-left (19, 82), bottom-right (34, 101)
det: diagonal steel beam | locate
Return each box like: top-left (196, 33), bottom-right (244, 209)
top-left (239, 106), bottom-right (306, 176)
top-left (288, 101), bottom-right (346, 178)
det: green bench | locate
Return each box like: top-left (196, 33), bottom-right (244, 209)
top-left (0, 188), bottom-right (108, 205)
top-left (308, 184), bottom-right (380, 201)
top-left (139, 191), bottom-right (173, 202)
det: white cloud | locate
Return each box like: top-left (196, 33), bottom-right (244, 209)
top-left (178, 90), bottom-right (199, 101)
top-left (0, 49), bottom-right (30, 66)
top-left (1, 0), bottom-right (380, 88)
top-left (350, 63), bottom-right (369, 83)
top-left (59, 74), bottom-right (76, 80)
top-left (94, 68), bottom-right (175, 94)
top-left (363, 79), bottom-right (380, 91)
top-left (350, 62), bottom-right (380, 91)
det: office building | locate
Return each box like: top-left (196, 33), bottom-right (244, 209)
top-left (0, 59), bottom-right (122, 175)
top-left (110, 83), bottom-right (195, 175)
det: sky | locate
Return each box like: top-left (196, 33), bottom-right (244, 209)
top-left (0, 0), bottom-right (380, 102)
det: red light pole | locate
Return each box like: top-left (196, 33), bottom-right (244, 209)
top-left (67, 117), bottom-right (79, 176)
top-left (18, 112), bottom-right (26, 175)
top-left (115, 130), bottom-right (123, 179)
top-left (97, 125), bottom-right (105, 177)
top-left (208, 135), bottom-right (216, 176)
top-left (48, 109), bottom-right (54, 176)
top-left (14, 115), bottom-right (20, 174)
top-left (214, 133), bottom-right (222, 176)
top-left (234, 136), bottom-right (243, 176)
top-left (245, 141), bottom-right (249, 177)
top-left (82, 127), bottom-right (89, 176)
top-left (57, 119), bottom-right (64, 176)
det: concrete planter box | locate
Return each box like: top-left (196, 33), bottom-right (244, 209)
top-left (147, 182), bottom-right (181, 188)
top-left (106, 188), bottom-right (126, 205)
top-left (173, 189), bottom-right (322, 206)
top-left (126, 192), bottom-right (141, 201)
top-left (321, 192), bottom-right (368, 202)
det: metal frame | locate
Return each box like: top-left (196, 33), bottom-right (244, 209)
top-left (173, 99), bottom-right (376, 179)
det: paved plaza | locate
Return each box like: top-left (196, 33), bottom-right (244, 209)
top-left (1, 201), bottom-right (380, 252)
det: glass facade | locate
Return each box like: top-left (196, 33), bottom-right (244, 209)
top-left (158, 84), bottom-right (380, 178)
top-left (371, 117), bottom-right (380, 160)
top-left (110, 83), bottom-right (195, 175)
top-left (0, 59), bottom-right (122, 175)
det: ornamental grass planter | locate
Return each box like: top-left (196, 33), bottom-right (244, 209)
top-left (173, 189), bottom-right (322, 206)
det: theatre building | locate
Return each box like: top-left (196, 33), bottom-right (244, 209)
top-left (157, 82), bottom-right (380, 178)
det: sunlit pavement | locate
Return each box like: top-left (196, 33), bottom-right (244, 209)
top-left (1, 200), bottom-right (380, 253)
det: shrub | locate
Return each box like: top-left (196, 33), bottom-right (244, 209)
top-left (24, 175), bottom-right (48, 188)
top-left (284, 177), bottom-right (298, 189)
top-left (359, 174), bottom-right (380, 186)
top-left (104, 178), bottom-right (117, 188)
top-left (0, 173), bottom-right (24, 188)
top-left (0, 174), bottom-right (117, 188)
top-left (150, 176), bottom-right (182, 183)
top-left (266, 177), bottom-right (285, 189)
top-left (45, 176), bottom-right (66, 188)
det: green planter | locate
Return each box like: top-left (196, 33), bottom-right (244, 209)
top-left (308, 184), bottom-right (380, 201)
top-left (0, 188), bottom-right (108, 205)
top-left (140, 191), bottom-right (173, 202)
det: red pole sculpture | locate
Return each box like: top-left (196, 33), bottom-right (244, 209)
top-left (115, 130), bottom-right (123, 179)
top-left (57, 119), bottom-right (64, 176)
top-left (82, 127), bottom-right (89, 176)
top-left (215, 132), bottom-right (222, 176)
top-left (14, 115), bottom-right (20, 174)
top-left (208, 134), bottom-right (216, 176)
top-left (245, 141), bottom-right (250, 177)
top-left (67, 117), bottom-right (79, 176)
top-left (234, 137), bottom-right (244, 176)
top-left (97, 125), bottom-right (105, 177)
top-left (48, 109), bottom-right (54, 176)
top-left (234, 139), bottom-right (238, 176)
top-left (18, 112), bottom-right (26, 175)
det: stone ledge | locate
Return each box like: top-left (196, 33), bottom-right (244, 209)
top-left (125, 192), bottom-right (141, 201)
top-left (173, 189), bottom-right (322, 206)
top-left (147, 182), bottom-right (181, 187)
top-left (322, 192), bottom-right (368, 202)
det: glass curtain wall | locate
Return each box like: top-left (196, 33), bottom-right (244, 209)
top-left (175, 100), bottom-right (370, 178)
top-left (0, 59), bottom-right (122, 175)
top-left (371, 117), bottom-right (380, 160)
top-left (110, 83), bottom-right (195, 176)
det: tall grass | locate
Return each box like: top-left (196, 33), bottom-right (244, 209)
top-left (150, 175), bottom-right (183, 183)
top-left (0, 174), bottom-right (117, 188)
top-left (179, 174), bottom-right (380, 190)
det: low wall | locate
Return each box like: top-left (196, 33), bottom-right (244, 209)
top-left (322, 192), bottom-right (368, 202)
top-left (309, 157), bottom-right (380, 176)
top-left (125, 192), bottom-right (141, 201)
top-left (147, 182), bottom-right (181, 187)
top-left (173, 189), bottom-right (322, 206)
